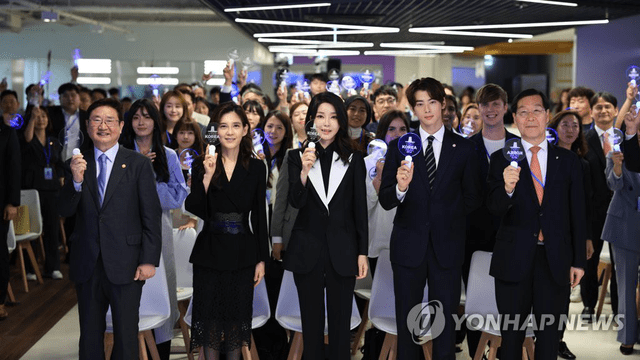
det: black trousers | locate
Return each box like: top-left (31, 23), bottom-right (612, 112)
top-left (496, 246), bottom-right (569, 360)
top-left (293, 244), bottom-right (355, 360)
top-left (393, 241), bottom-right (461, 360)
top-left (0, 219), bottom-right (9, 303)
top-left (75, 256), bottom-right (143, 360)
top-left (580, 238), bottom-right (618, 314)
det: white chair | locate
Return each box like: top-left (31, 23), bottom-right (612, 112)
top-left (368, 249), bottom-right (432, 360)
top-left (351, 268), bottom-right (373, 355)
top-left (465, 251), bottom-right (534, 360)
top-left (6, 220), bottom-right (16, 302)
top-left (104, 255), bottom-right (170, 360)
top-left (15, 190), bottom-right (44, 292)
top-left (184, 279), bottom-right (271, 360)
top-left (275, 270), bottom-right (362, 360)
top-left (172, 228), bottom-right (197, 360)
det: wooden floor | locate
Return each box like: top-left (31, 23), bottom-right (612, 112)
top-left (0, 256), bottom-right (77, 360)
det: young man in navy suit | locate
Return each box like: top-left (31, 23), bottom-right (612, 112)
top-left (487, 89), bottom-right (586, 360)
top-left (379, 77), bottom-right (482, 359)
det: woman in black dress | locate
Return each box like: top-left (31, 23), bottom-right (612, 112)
top-left (285, 92), bottom-right (369, 360)
top-left (185, 102), bottom-right (269, 360)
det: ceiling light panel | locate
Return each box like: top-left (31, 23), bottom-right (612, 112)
top-left (225, 3), bottom-right (331, 12)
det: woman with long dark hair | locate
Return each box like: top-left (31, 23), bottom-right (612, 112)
top-left (185, 102), bottom-right (268, 360)
top-left (261, 110), bottom-right (293, 206)
top-left (548, 109), bottom-right (593, 359)
top-left (285, 91), bottom-right (368, 360)
top-left (121, 99), bottom-right (188, 359)
top-left (344, 95), bottom-right (374, 152)
top-left (159, 90), bottom-right (190, 149)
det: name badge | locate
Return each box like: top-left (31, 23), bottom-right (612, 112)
top-left (44, 166), bottom-right (53, 180)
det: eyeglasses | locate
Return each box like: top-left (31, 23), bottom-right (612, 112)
top-left (515, 109), bottom-right (545, 118)
top-left (375, 97), bottom-right (397, 106)
top-left (90, 118), bottom-right (119, 127)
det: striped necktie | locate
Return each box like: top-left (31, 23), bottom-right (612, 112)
top-left (424, 135), bottom-right (436, 191)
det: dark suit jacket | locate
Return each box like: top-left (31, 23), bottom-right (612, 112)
top-left (584, 129), bottom-right (614, 239)
top-left (0, 123), bottom-right (21, 208)
top-left (624, 134), bottom-right (640, 172)
top-left (48, 106), bottom-right (92, 152)
top-left (185, 158), bottom-right (269, 270)
top-left (379, 129), bottom-right (483, 269)
top-left (487, 143), bottom-right (587, 285)
top-left (284, 149), bottom-right (368, 277)
top-left (270, 149), bottom-right (299, 250)
top-left (466, 130), bottom-right (519, 247)
top-left (58, 146), bottom-right (162, 285)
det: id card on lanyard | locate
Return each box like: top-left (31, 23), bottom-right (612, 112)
top-left (44, 140), bottom-right (53, 180)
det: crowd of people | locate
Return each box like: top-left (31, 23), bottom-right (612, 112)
top-left (1, 60), bottom-right (640, 360)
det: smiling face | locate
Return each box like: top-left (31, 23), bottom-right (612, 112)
top-left (514, 95), bottom-right (549, 144)
top-left (374, 94), bottom-right (397, 119)
top-left (556, 114), bottom-right (580, 148)
top-left (132, 107), bottom-right (155, 139)
top-left (347, 99), bottom-right (368, 128)
top-left (385, 118), bottom-right (408, 144)
top-left (412, 90), bottom-right (445, 132)
top-left (164, 96), bottom-right (184, 124)
top-left (32, 107), bottom-right (49, 130)
top-left (177, 129), bottom-right (196, 150)
top-left (195, 100), bottom-right (209, 116)
top-left (291, 104), bottom-right (308, 134)
top-left (218, 112), bottom-right (248, 151)
top-left (264, 116), bottom-right (286, 147)
top-left (591, 97), bottom-right (618, 130)
top-left (314, 102), bottom-right (340, 147)
top-left (478, 99), bottom-right (508, 128)
top-left (569, 96), bottom-right (591, 120)
top-left (87, 106), bottom-right (123, 152)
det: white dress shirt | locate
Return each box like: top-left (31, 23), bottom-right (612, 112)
top-left (73, 143), bottom-right (119, 192)
top-left (507, 139), bottom-right (548, 197)
top-left (594, 124), bottom-right (615, 149)
top-left (396, 125), bottom-right (445, 201)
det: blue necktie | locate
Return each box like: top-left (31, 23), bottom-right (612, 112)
top-left (98, 154), bottom-right (107, 206)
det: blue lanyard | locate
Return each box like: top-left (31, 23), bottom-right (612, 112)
top-left (43, 139), bottom-right (52, 166)
top-left (166, 131), bottom-right (172, 145)
top-left (65, 113), bottom-right (78, 133)
top-left (530, 171), bottom-right (545, 188)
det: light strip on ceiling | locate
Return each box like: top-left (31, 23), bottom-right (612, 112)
top-left (409, 29), bottom-right (533, 38)
top-left (77, 59), bottom-right (112, 74)
top-left (380, 43), bottom-right (474, 51)
top-left (364, 49), bottom-right (467, 56)
top-left (236, 18), bottom-right (399, 31)
top-left (76, 77), bottom-right (112, 85)
top-left (257, 38), bottom-right (374, 46)
top-left (411, 19), bottom-right (608, 31)
top-left (268, 48), bottom-right (361, 56)
top-left (225, 2), bottom-right (331, 12)
top-left (136, 67), bottom-right (179, 75)
top-left (518, 0), bottom-right (578, 6)
top-left (255, 29), bottom-right (399, 37)
top-left (136, 77), bottom-right (180, 86)
top-left (268, 43), bottom-right (374, 49)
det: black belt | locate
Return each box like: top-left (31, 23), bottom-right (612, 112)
top-left (209, 212), bottom-right (247, 235)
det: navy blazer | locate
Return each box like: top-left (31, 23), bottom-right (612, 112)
top-left (48, 106), bottom-right (92, 152)
top-left (284, 149), bottom-right (368, 277)
top-left (487, 142), bottom-right (587, 285)
top-left (58, 146), bottom-right (162, 285)
top-left (466, 129), bottom-right (519, 247)
top-left (601, 156), bottom-right (640, 252)
top-left (379, 129), bottom-right (482, 269)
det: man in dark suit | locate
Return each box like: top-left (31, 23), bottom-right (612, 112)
top-left (58, 98), bottom-right (162, 359)
top-left (487, 89), bottom-right (586, 360)
top-left (379, 77), bottom-right (482, 359)
top-left (0, 122), bottom-right (21, 320)
top-left (48, 83), bottom-right (91, 160)
top-left (464, 83), bottom-right (518, 357)
top-left (581, 92), bottom-right (620, 319)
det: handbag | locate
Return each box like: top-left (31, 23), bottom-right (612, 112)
top-left (13, 205), bottom-right (30, 235)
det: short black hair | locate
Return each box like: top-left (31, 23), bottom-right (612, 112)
top-left (567, 86), bottom-right (595, 102)
top-left (0, 89), bottom-right (18, 102)
top-left (91, 88), bottom-right (107, 99)
top-left (309, 73), bottom-right (328, 83)
top-left (78, 86), bottom-right (91, 95)
top-left (108, 87), bottom-right (120, 96)
top-left (406, 77), bottom-right (445, 108)
top-left (510, 89), bottom-right (549, 113)
top-left (590, 92), bottom-right (618, 108)
top-left (25, 84), bottom-right (44, 96)
top-left (442, 83), bottom-right (455, 96)
top-left (121, 97), bottom-right (132, 103)
top-left (178, 89), bottom-right (195, 103)
top-left (372, 85), bottom-right (398, 102)
top-left (86, 98), bottom-right (123, 123)
top-left (210, 86), bottom-right (221, 95)
top-left (58, 82), bottom-right (80, 96)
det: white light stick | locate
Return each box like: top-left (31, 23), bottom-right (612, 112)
top-left (208, 144), bottom-right (216, 156)
top-left (511, 161), bottom-right (518, 168)
top-left (405, 155), bottom-right (412, 169)
top-left (308, 142), bottom-right (316, 149)
top-left (72, 148), bottom-right (81, 156)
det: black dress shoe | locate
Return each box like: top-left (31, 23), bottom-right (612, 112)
top-left (620, 345), bottom-right (634, 355)
top-left (558, 341), bottom-right (576, 359)
top-left (581, 307), bottom-right (594, 323)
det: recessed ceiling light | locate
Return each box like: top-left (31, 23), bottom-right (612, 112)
top-left (136, 67), bottom-right (180, 75)
top-left (225, 2), bottom-right (331, 12)
top-left (518, 0), bottom-right (578, 7)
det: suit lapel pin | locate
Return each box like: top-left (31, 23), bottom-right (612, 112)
top-left (122, 164), bottom-right (127, 169)
top-left (452, 144), bottom-right (457, 147)
top-left (556, 156), bottom-right (559, 159)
